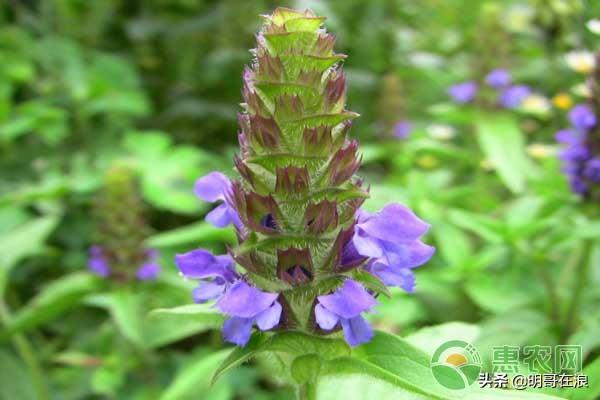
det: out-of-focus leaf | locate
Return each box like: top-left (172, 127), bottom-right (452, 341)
top-left (447, 209), bottom-right (505, 243)
top-left (0, 349), bottom-right (36, 400)
top-left (145, 222), bottom-right (236, 248)
top-left (0, 214), bottom-right (60, 295)
top-left (0, 273), bottom-right (100, 340)
top-left (160, 349), bottom-right (231, 400)
top-left (562, 356), bottom-right (600, 400)
top-left (106, 289), bottom-right (145, 347)
top-left (406, 322), bottom-right (481, 355)
top-left (474, 113), bottom-right (531, 194)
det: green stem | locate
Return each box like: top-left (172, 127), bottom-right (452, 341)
top-left (0, 299), bottom-right (50, 400)
top-left (296, 382), bottom-right (315, 400)
top-left (561, 239), bottom-right (594, 343)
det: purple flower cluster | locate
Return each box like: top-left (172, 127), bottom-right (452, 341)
top-left (177, 172), bottom-right (435, 347)
top-left (88, 246), bottom-right (161, 280)
top-left (447, 68), bottom-right (532, 109)
top-left (555, 104), bottom-right (599, 196)
top-left (393, 121), bottom-right (412, 140)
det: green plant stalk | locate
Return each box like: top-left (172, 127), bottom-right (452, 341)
top-left (0, 298), bottom-right (50, 400)
top-left (561, 238), bottom-right (594, 343)
top-left (297, 382), bottom-right (316, 400)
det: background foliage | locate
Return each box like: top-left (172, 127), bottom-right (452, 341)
top-left (0, 0), bottom-right (599, 399)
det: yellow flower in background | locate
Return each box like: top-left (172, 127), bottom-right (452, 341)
top-left (521, 94), bottom-right (551, 114)
top-left (416, 155), bottom-right (439, 169)
top-left (527, 143), bottom-right (556, 159)
top-left (552, 93), bottom-right (572, 109)
top-left (565, 51), bottom-right (595, 74)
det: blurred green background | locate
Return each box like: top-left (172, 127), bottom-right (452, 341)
top-left (0, 0), bottom-right (599, 399)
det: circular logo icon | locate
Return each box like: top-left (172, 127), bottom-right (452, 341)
top-left (431, 340), bottom-right (482, 390)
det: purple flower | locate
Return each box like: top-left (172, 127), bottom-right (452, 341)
top-left (584, 157), bottom-right (600, 183)
top-left (216, 280), bottom-right (281, 346)
top-left (569, 104), bottom-right (597, 132)
top-left (448, 81), bottom-right (478, 103)
top-left (314, 279), bottom-right (377, 347)
top-left (195, 172), bottom-right (242, 228)
top-left (175, 248), bottom-right (239, 303)
top-left (485, 69), bottom-right (511, 89)
top-left (499, 85), bottom-right (531, 108)
top-left (558, 144), bottom-right (591, 163)
top-left (351, 204), bottom-right (435, 292)
top-left (88, 246), bottom-right (110, 277)
top-left (569, 176), bottom-right (588, 195)
top-left (393, 121), bottom-right (412, 139)
top-left (136, 249), bottom-right (161, 280)
top-left (555, 129), bottom-right (585, 145)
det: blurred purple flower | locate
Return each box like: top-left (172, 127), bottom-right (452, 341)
top-left (569, 104), bottom-right (597, 132)
top-left (314, 279), bottom-right (377, 346)
top-left (584, 157), bottom-right (600, 182)
top-left (88, 246), bottom-right (110, 277)
top-left (351, 204), bottom-right (435, 292)
top-left (555, 129), bottom-right (585, 145)
top-left (448, 81), bottom-right (478, 103)
top-left (485, 69), bottom-right (511, 89)
top-left (499, 85), bottom-right (531, 108)
top-left (216, 280), bottom-right (281, 346)
top-left (136, 249), bottom-right (161, 280)
top-left (195, 172), bottom-right (242, 228)
top-left (393, 121), bottom-right (412, 139)
top-left (175, 248), bottom-right (239, 303)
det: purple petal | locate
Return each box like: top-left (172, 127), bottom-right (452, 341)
top-left (88, 247), bottom-right (110, 277)
top-left (357, 203), bottom-right (430, 243)
top-left (206, 203), bottom-right (234, 228)
top-left (317, 279), bottom-right (377, 319)
top-left (448, 81), bottom-right (478, 104)
top-left (175, 249), bottom-right (236, 281)
top-left (315, 304), bottom-right (340, 330)
top-left (340, 315), bottom-right (373, 347)
top-left (370, 262), bottom-right (416, 292)
top-left (222, 317), bottom-right (254, 346)
top-left (192, 281), bottom-right (226, 303)
top-left (499, 85), bottom-right (530, 108)
top-left (569, 104), bottom-right (597, 132)
top-left (380, 240), bottom-right (436, 269)
top-left (555, 129), bottom-right (585, 145)
top-left (136, 262), bottom-right (160, 280)
top-left (352, 229), bottom-right (384, 258)
top-left (216, 280), bottom-right (278, 318)
top-left (393, 121), bottom-right (412, 139)
top-left (254, 301), bottom-right (282, 331)
top-left (194, 171), bottom-right (230, 202)
top-left (485, 69), bottom-right (511, 88)
top-left (584, 157), bottom-right (600, 182)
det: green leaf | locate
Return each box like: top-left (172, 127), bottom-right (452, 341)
top-left (562, 355), bottom-right (600, 400)
top-left (0, 214), bottom-right (60, 295)
top-left (211, 331), bottom-right (350, 385)
top-left (406, 322), bottom-right (481, 355)
top-left (291, 354), bottom-right (322, 384)
top-left (0, 349), bottom-right (36, 400)
top-left (0, 273), bottom-right (100, 340)
top-left (474, 113), bottom-right (531, 194)
top-left (146, 304), bottom-right (224, 348)
top-left (160, 350), bottom-right (232, 400)
top-left (447, 209), bottom-right (505, 243)
top-left (145, 221), bottom-right (236, 248)
top-left (105, 289), bottom-right (145, 347)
